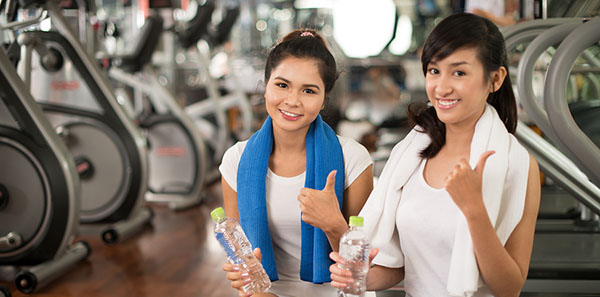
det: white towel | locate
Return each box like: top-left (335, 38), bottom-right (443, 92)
top-left (359, 104), bottom-right (530, 297)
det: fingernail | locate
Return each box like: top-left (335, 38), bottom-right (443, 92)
top-left (244, 278), bottom-right (251, 284)
top-left (232, 266), bottom-right (240, 271)
top-left (246, 293), bottom-right (252, 297)
top-left (241, 272), bottom-right (249, 277)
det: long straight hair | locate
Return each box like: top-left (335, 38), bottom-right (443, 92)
top-left (408, 13), bottom-right (517, 158)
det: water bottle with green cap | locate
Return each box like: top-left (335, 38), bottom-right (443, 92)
top-left (338, 216), bottom-right (370, 297)
top-left (211, 207), bottom-right (271, 294)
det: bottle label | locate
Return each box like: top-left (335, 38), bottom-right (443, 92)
top-left (216, 232), bottom-right (236, 256)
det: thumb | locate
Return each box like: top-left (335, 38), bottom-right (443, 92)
top-left (253, 247), bottom-right (262, 262)
top-left (322, 170), bottom-right (337, 192)
top-left (475, 150), bottom-right (495, 176)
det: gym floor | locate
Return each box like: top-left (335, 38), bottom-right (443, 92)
top-left (3, 182), bottom-right (597, 297)
top-left (1, 182), bottom-right (234, 297)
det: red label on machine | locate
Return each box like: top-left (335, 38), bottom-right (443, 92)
top-left (155, 147), bottom-right (186, 157)
top-left (51, 81), bottom-right (79, 90)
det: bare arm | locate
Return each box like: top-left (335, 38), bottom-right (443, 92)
top-left (221, 176), bottom-right (240, 221)
top-left (464, 155), bottom-right (540, 297)
top-left (330, 249), bottom-right (405, 291)
top-left (326, 165), bottom-right (374, 252)
top-left (366, 265), bottom-right (405, 291)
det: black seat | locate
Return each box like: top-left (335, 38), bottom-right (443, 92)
top-left (17, 0), bottom-right (45, 9)
top-left (115, 13), bottom-right (164, 73)
top-left (175, 0), bottom-right (215, 49)
top-left (209, 6), bottom-right (239, 47)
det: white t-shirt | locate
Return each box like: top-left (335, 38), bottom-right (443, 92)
top-left (395, 160), bottom-right (492, 297)
top-left (219, 136), bottom-right (373, 297)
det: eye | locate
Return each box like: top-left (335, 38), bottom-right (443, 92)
top-left (303, 88), bottom-right (317, 94)
top-left (453, 70), bottom-right (466, 76)
top-left (276, 82), bottom-right (288, 88)
top-left (427, 68), bottom-right (438, 75)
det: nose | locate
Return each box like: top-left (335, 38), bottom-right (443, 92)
top-left (435, 75), bottom-right (453, 97)
top-left (284, 90), bottom-right (300, 106)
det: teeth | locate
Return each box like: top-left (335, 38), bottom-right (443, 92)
top-left (281, 110), bottom-right (300, 117)
top-left (439, 99), bottom-right (459, 106)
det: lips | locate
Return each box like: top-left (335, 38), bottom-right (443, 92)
top-left (437, 99), bottom-right (460, 110)
top-left (279, 109), bottom-right (302, 120)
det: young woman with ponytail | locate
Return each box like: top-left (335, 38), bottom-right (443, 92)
top-left (330, 13), bottom-right (540, 297)
top-left (219, 29), bottom-right (373, 297)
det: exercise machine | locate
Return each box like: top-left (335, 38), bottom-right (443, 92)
top-left (0, 34), bottom-right (90, 293)
top-left (508, 17), bottom-right (600, 294)
top-left (11, 0), bottom-right (152, 244)
top-left (103, 13), bottom-right (209, 210)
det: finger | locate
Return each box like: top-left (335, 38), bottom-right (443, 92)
top-left (301, 213), bottom-right (314, 225)
top-left (458, 158), bottom-right (470, 170)
top-left (223, 263), bottom-right (240, 272)
top-left (299, 188), bottom-right (312, 196)
top-left (226, 271), bottom-right (244, 281)
top-left (329, 251), bottom-right (345, 265)
top-left (231, 278), bottom-right (250, 289)
top-left (475, 150), bottom-right (495, 176)
top-left (329, 262), bottom-right (352, 277)
top-left (254, 247), bottom-right (262, 262)
top-left (368, 248), bottom-right (379, 263)
top-left (323, 170), bottom-right (337, 192)
top-left (330, 280), bottom-right (349, 289)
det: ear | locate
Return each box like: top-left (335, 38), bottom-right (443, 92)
top-left (490, 66), bottom-right (507, 93)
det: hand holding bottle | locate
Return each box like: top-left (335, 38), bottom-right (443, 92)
top-left (222, 248), bottom-right (263, 297)
top-left (329, 248), bottom-right (379, 290)
top-left (330, 216), bottom-right (371, 297)
top-left (212, 207), bottom-right (271, 297)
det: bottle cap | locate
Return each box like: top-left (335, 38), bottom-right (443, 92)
top-left (211, 207), bottom-right (226, 222)
top-left (349, 216), bottom-right (364, 227)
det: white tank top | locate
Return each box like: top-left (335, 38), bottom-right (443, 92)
top-left (396, 160), bottom-right (492, 297)
top-left (219, 136), bottom-right (373, 297)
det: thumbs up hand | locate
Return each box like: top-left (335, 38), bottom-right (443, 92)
top-left (298, 170), bottom-right (345, 231)
top-left (444, 151), bottom-right (495, 216)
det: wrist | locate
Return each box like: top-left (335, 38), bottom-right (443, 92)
top-left (323, 215), bottom-right (348, 237)
top-left (462, 195), bottom-right (487, 221)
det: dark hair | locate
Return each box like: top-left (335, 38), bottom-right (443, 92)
top-left (264, 28), bottom-right (338, 95)
top-left (408, 13), bottom-right (517, 158)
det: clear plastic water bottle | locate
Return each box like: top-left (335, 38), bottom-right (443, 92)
top-left (211, 207), bottom-right (271, 294)
top-left (338, 216), bottom-right (370, 297)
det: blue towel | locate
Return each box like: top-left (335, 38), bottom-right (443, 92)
top-left (237, 115), bottom-right (345, 284)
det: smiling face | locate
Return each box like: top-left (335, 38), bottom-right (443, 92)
top-left (264, 56), bottom-right (326, 136)
top-left (425, 47), bottom-right (504, 130)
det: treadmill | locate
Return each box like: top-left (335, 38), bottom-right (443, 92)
top-left (508, 17), bottom-right (600, 294)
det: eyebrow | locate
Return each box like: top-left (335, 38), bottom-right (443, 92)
top-left (273, 76), bottom-right (321, 90)
top-left (429, 61), bottom-right (470, 67)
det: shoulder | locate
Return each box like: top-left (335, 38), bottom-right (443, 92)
top-left (221, 140), bottom-right (249, 164)
top-left (507, 136), bottom-right (540, 211)
top-left (337, 135), bottom-right (370, 157)
top-left (337, 135), bottom-right (373, 187)
top-left (508, 134), bottom-right (530, 164)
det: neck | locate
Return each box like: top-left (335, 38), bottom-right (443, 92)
top-left (444, 124), bottom-right (475, 154)
top-left (443, 110), bottom-right (484, 154)
top-left (271, 124), bottom-right (309, 154)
